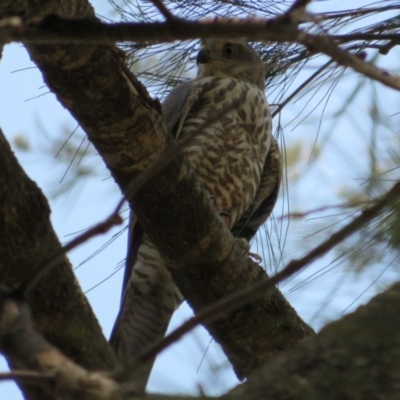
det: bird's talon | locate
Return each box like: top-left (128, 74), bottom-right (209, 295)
top-left (219, 211), bottom-right (231, 227)
top-left (234, 239), bottom-right (262, 263)
top-left (248, 251), bottom-right (263, 263)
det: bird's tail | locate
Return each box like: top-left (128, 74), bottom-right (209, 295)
top-left (110, 288), bottom-right (174, 388)
top-left (110, 231), bottom-right (182, 388)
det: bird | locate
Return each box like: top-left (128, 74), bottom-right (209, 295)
top-left (110, 39), bottom-right (281, 387)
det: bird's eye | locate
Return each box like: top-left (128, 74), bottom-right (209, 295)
top-left (222, 44), bottom-right (237, 57)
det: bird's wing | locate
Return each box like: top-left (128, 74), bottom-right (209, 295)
top-left (109, 210), bottom-right (143, 349)
top-left (162, 79), bottom-right (202, 139)
top-left (231, 137), bottom-right (281, 241)
top-left (117, 211), bottom-right (142, 304)
top-left (162, 80), bottom-right (193, 135)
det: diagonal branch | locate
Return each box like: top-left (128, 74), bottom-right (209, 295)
top-left (140, 180), bottom-right (400, 362)
top-left (230, 281), bottom-right (400, 400)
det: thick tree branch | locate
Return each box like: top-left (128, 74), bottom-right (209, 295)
top-left (140, 180), bottom-right (400, 362)
top-left (0, 287), bottom-right (120, 400)
top-left (1, 14), bottom-right (394, 46)
top-left (0, 0), bottom-right (313, 381)
top-left (0, 126), bottom-right (117, 400)
top-left (231, 281), bottom-right (400, 400)
top-left (2, 273), bottom-right (400, 400)
top-left (2, 13), bottom-right (400, 91)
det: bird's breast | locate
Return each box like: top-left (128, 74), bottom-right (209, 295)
top-left (180, 77), bottom-right (272, 228)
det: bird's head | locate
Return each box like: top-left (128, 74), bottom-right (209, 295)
top-left (196, 39), bottom-right (265, 90)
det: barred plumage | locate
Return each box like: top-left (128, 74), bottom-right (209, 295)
top-left (110, 39), bottom-right (281, 387)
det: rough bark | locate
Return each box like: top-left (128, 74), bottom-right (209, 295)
top-left (0, 128), bottom-right (117, 400)
top-left (0, 285), bottom-right (119, 400)
top-left (231, 281), bottom-right (400, 400)
top-left (0, 0), bottom-right (313, 383)
top-left (2, 272), bottom-right (400, 400)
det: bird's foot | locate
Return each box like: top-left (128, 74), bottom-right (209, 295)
top-left (219, 211), bottom-right (231, 227)
top-left (248, 251), bottom-right (263, 263)
top-left (235, 238), bottom-right (262, 263)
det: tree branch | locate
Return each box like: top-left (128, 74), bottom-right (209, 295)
top-left (2, 14), bottom-right (400, 91)
top-left (0, 125), bottom-right (117, 400)
top-left (2, 272), bottom-right (400, 400)
top-left (231, 281), bottom-right (400, 400)
top-left (0, 287), bottom-right (120, 400)
top-left (148, 0), bottom-right (175, 21)
top-left (140, 180), bottom-right (400, 362)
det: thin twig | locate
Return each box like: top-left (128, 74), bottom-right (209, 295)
top-left (272, 59), bottom-right (334, 118)
top-left (0, 371), bottom-right (54, 385)
top-left (277, 199), bottom-right (372, 220)
top-left (17, 198), bottom-right (125, 297)
top-left (311, 4), bottom-right (400, 22)
top-left (139, 181), bottom-right (400, 362)
top-left (148, 0), bottom-right (175, 21)
top-left (330, 33), bottom-right (400, 43)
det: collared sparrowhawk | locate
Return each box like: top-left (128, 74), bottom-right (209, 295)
top-left (110, 39), bottom-right (281, 387)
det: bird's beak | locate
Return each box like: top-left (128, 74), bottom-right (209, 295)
top-left (196, 49), bottom-right (211, 65)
